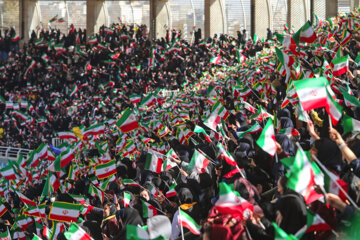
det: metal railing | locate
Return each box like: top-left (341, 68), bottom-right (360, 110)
top-left (0, 146), bottom-right (32, 161)
top-left (52, 138), bottom-right (66, 147)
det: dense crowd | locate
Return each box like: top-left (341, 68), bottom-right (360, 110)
top-left (0, 7), bottom-right (360, 240)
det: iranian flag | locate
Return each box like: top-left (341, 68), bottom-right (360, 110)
top-left (325, 86), bottom-right (343, 126)
top-left (17, 192), bottom-right (37, 206)
top-left (241, 101), bottom-right (256, 113)
top-left (275, 47), bottom-right (294, 68)
top-left (88, 35), bottom-right (98, 44)
top-left (11, 32), bottom-right (20, 42)
top-left (144, 150), bottom-right (163, 174)
top-left (41, 53), bottom-right (50, 63)
top-left (342, 114), bottom-right (360, 134)
top-left (278, 127), bottom-right (300, 137)
top-left (126, 225), bottom-right (150, 239)
top-left (286, 148), bottom-right (323, 204)
top-left (0, 204), bottom-right (8, 217)
top-left (237, 122), bottom-right (262, 138)
top-left (0, 228), bottom-right (11, 240)
top-left (194, 125), bottom-right (212, 143)
top-left (293, 77), bottom-right (328, 111)
top-left (0, 165), bottom-right (16, 180)
top-left (311, 157), bottom-right (348, 203)
top-left (23, 203), bottom-right (46, 218)
top-left (64, 223), bottom-right (91, 240)
top-left (276, 33), bottom-right (297, 54)
top-left (163, 149), bottom-right (179, 170)
top-left (178, 209), bottom-right (201, 235)
top-left (95, 160), bottom-right (117, 179)
top-left (204, 101), bottom-right (229, 131)
top-left (69, 194), bottom-right (87, 205)
top-left (210, 55), bottom-right (222, 65)
top-left (43, 227), bottom-right (52, 240)
top-left (49, 201), bottom-right (81, 223)
top-left (83, 123), bottom-right (105, 138)
top-left (60, 148), bottom-right (75, 168)
top-left (341, 89), bottom-right (360, 107)
top-left (70, 85), bottom-right (78, 97)
top-left (129, 94), bottom-right (141, 104)
top-left (139, 94), bottom-right (156, 108)
top-left (217, 142), bottom-right (237, 166)
top-left (272, 223), bottom-right (298, 240)
top-left (214, 182), bottom-right (253, 219)
top-left (256, 118), bottom-right (277, 157)
top-left (122, 192), bottom-right (131, 207)
top-left (250, 106), bottom-right (272, 121)
top-left (58, 131), bottom-right (78, 141)
top-left (49, 15), bottom-right (58, 23)
top-left (293, 21), bottom-right (317, 44)
top-left (305, 210), bottom-right (331, 233)
top-left (331, 55), bottom-right (349, 77)
top-left (142, 200), bottom-right (157, 218)
top-left (116, 108), bottom-right (139, 133)
top-left (187, 150), bottom-right (210, 174)
top-left (122, 179), bottom-right (142, 188)
top-left (166, 184), bottom-right (177, 198)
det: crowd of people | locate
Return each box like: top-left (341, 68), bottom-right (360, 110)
top-left (0, 7), bottom-right (360, 240)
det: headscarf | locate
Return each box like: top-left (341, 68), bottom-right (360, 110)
top-left (275, 134), bottom-right (296, 156)
top-left (316, 138), bottom-right (343, 174)
top-left (116, 207), bottom-right (144, 227)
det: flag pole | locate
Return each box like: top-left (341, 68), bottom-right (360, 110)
top-left (328, 114), bottom-right (333, 129)
top-left (312, 154), bottom-right (359, 209)
top-left (178, 207), bottom-right (185, 240)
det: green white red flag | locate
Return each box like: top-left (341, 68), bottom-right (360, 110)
top-left (58, 131), bottom-right (78, 141)
top-left (305, 210), bottom-right (331, 233)
top-left (204, 100), bottom-right (229, 131)
top-left (126, 224), bottom-right (150, 240)
top-left (0, 165), bottom-right (16, 180)
top-left (60, 148), bottom-right (76, 168)
top-left (83, 123), bottom-right (105, 139)
top-left (0, 228), bottom-right (11, 240)
top-left (49, 201), bottom-right (82, 223)
top-left (142, 200), bottom-right (158, 218)
top-left (272, 222), bottom-right (298, 240)
top-left (116, 108), bottom-right (139, 133)
top-left (95, 160), bottom-right (117, 179)
top-left (325, 86), bottom-right (343, 126)
top-left (0, 204), bottom-right (8, 217)
top-left (216, 142), bottom-right (237, 166)
top-left (275, 47), bottom-right (294, 68)
top-left (64, 223), bottom-right (91, 240)
top-left (256, 118), bottom-right (277, 156)
top-left (293, 21), bottom-right (317, 45)
top-left (214, 182), bottom-right (253, 219)
top-left (144, 149), bottom-right (163, 174)
top-left (341, 89), bottom-right (360, 107)
top-left (210, 55), bottom-right (222, 65)
top-left (166, 183), bottom-right (177, 198)
top-left (342, 114), bottom-right (360, 134)
top-left (293, 77), bottom-right (328, 111)
top-left (139, 94), bottom-right (156, 108)
top-left (276, 34), bottom-right (297, 54)
top-left (187, 150), bottom-right (210, 174)
top-left (178, 209), bottom-right (201, 235)
top-left (331, 55), bottom-right (349, 77)
top-left (285, 148), bottom-right (323, 204)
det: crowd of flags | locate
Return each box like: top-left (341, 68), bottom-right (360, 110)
top-left (0, 6), bottom-right (360, 239)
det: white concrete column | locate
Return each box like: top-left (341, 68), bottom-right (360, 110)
top-left (20, 0), bottom-right (40, 42)
top-left (87, 0), bottom-right (107, 36)
top-left (153, 0), bottom-right (170, 39)
top-left (251, 0), bottom-right (271, 39)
